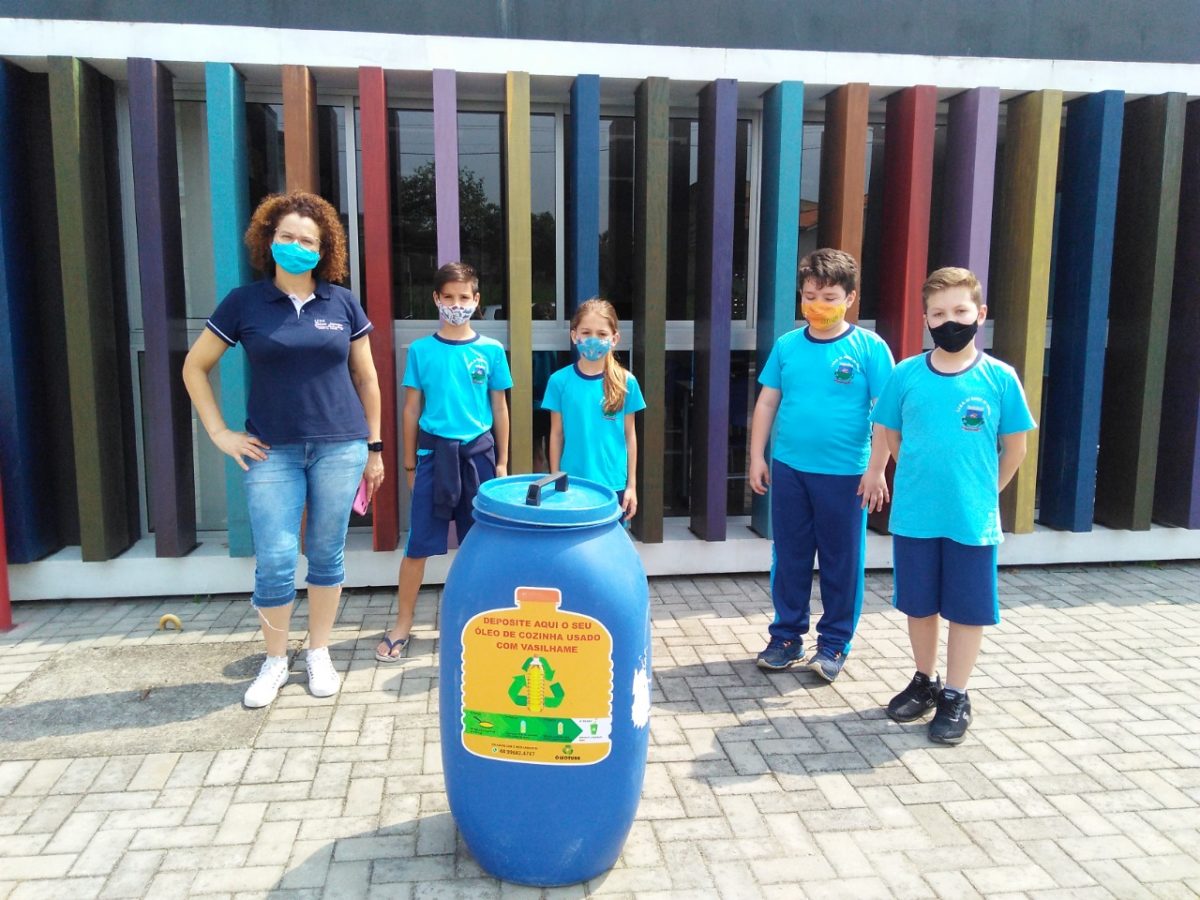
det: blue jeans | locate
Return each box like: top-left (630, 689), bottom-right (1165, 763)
top-left (243, 440), bottom-right (368, 608)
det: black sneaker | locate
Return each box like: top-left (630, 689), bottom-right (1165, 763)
top-left (756, 637), bottom-right (804, 670)
top-left (928, 688), bottom-right (972, 745)
top-left (886, 671), bottom-right (942, 722)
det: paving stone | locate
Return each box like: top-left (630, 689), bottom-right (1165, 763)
top-left (1, 569), bottom-right (1198, 897)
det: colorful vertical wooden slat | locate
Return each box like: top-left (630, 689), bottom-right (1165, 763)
top-left (1095, 93), bottom-right (1187, 530)
top-left (868, 86), bottom-right (936, 536)
top-left (568, 74), bottom-right (600, 317)
top-left (690, 79), bottom-right (737, 542)
top-left (751, 80), bottom-right (804, 539)
top-left (205, 62), bottom-right (254, 557)
top-left (432, 69), bottom-right (461, 265)
top-left (282, 65), bottom-right (318, 194)
top-left (941, 86), bottom-right (1000, 349)
top-left (47, 56), bottom-right (135, 561)
top-left (1039, 91), bottom-right (1124, 532)
top-left (505, 72), bottom-right (533, 474)
top-left (23, 71), bottom-right (77, 547)
top-left (0, 471), bottom-right (11, 629)
top-left (0, 62), bottom-right (59, 562)
top-left (358, 66), bottom-right (399, 550)
top-left (1155, 101), bottom-right (1200, 529)
top-left (992, 89), bottom-right (1063, 534)
top-left (631, 78), bottom-right (669, 544)
top-left (127, 58), bottom-right (197, 557)
top-left (817, 83), bottom-right (869, 323)
top-left (876, 85), bottom-right (937, 362)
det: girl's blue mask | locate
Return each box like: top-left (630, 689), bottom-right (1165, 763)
top-left (576, 336), bottom-right (612, 361)
top-left (271, 241), bottom-right (321, 275)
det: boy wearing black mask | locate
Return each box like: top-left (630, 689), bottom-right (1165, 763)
top-left (870, 267), bottom-right (1036, 744)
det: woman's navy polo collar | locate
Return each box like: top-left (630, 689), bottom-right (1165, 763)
top-left (259, 277), bottom-right (333, 302)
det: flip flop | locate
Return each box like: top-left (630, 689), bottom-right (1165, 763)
top-left (375, 633), bottom-right (410, 663)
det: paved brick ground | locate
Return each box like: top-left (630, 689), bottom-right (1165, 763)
top-left (1, 562), bottom-right (1198, 898)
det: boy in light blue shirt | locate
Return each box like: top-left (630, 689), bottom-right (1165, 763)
top-left (376, 262), bottom-right (512, 662)
top-left (871, 267), bottom-right (1036, 745)
top-left (749, 249), bottom-right (895, 681)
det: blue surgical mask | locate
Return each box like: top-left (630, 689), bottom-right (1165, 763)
top-left (576, 336), bottom-right (612, 361)
top-left (271, 241), bottom-right (320, 275)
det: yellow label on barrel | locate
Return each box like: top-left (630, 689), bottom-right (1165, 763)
top-left (460, 586), bottom-right (613, 765)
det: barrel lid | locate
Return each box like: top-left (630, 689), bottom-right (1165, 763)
top-left (474, 473), bottom-right (622, 527)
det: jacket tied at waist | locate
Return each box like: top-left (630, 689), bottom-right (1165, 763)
top-left (418, 429), bottom-right (497, 520)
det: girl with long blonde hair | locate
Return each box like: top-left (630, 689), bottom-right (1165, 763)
top-left (542, 299), bottom-right (646, 520)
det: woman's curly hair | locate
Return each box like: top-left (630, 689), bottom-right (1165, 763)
top-left (244, 191), bottom-right (349, 284)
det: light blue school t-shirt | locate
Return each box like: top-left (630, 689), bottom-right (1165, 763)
top-left (402, 333), bottom-right (513, 441)
top-left (758, 324), bottom-right (895, 476)
top-left (542, 364), bottom-right (647, 490)
top-left (871, 352), bottom-right (1037, 546)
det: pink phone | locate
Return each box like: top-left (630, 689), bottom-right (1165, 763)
top-left (352, 479), bottom-right (370, 515)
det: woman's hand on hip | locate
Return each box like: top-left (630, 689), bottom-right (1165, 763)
top-left (363, 453), bottom-right (386, 501)
top-left (213, 429), bottom-right (269, 471)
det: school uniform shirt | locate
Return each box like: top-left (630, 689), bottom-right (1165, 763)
top-left (871, 352), bottom-right (1037, 546)
top-left (542, 364), bottom-right (646, 490)
top-left (402, 333), bottom-right (513, 442)
top-left (206, 279), bottom-right (373, 444)
top-left (758, 324), bottom-right (895, 476)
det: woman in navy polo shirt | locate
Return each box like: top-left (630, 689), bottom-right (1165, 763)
top-left (183, 191), bottom-right (384, 709)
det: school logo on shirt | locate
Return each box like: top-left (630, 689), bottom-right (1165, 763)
top-left (958, 397), bottom-right (991, 431)
top-left (313, 319), bottom-right (345, 331)
top-left (467, 357), bottom-right (489, 384)
top-left (831, 356), bottom-right (857, 385)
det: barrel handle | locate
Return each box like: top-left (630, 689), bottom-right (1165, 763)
top-left (525, 472), bottom-right (569, 506)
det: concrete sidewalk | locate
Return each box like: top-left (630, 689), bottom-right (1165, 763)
top-left (1, 563), bottom-right (1198, 899)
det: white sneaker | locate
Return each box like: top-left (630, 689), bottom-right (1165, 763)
top-left (306, 646), bottom-right (341, 698)
top-left (244, 656), bottom-right (289, 708)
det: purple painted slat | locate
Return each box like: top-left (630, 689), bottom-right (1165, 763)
top-left (127, 58), bottom-right (197, 557)
top-left (689, 79), bottom-right (737, 542)
top-left (433, 69), bottom-right (461, 265)
top-left (941, 87), bottom-right (999, 347)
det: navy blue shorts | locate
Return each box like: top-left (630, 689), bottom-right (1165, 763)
top-left (892, 535), bottom-right (999, 626)
top-left (405, 451), bottom-right (495, 558)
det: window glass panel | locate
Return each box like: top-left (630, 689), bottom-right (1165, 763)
top-left (317, 104), bottom-right (351, 286)
top-left (664, 118), bottom-right (751, 321)
top-left (246, 102), bottom-right (285, 213)
top-left (599, 117), bottom-right (635, 319)
top-left (174, 100), bottom-right (216, 318)
top-left (458, 111), bottom-right (506, 317)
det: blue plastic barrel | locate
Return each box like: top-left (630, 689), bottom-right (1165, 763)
top-left (440, 473), bottom-right (652, 886)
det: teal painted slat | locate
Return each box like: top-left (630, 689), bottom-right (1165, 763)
top-left (205, 62), bottom-right (254, 557)
top-left (751, 81), bottom-right (804, 538)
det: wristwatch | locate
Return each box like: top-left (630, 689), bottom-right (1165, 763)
top-left (367, 441), bottom-right (384, 453)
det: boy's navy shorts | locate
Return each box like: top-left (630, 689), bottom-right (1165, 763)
top-left (405, 451), bottom-right (496, 558)
top-left (892, 535), bottom-right (1000, 626)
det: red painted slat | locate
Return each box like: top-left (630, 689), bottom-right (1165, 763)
top-left (358, 67), bottom-right (399, 551)
top-left (876, 85), bottom-right (937, 361)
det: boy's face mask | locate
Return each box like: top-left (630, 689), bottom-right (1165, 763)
top-left (436, 301), bottom-right (476, 326)
top-left (576, 336), bottom-right (613, 361)
top-left (928, 319), bottom-right (978, 352)
top-left (800, 300), bottom-right (847, 332)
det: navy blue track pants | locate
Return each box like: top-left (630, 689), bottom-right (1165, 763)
top-left (768, 460), bottom-right (866, 655)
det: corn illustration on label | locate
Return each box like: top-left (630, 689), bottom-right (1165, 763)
top-left (460, 586), bottom-right (614, 765)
